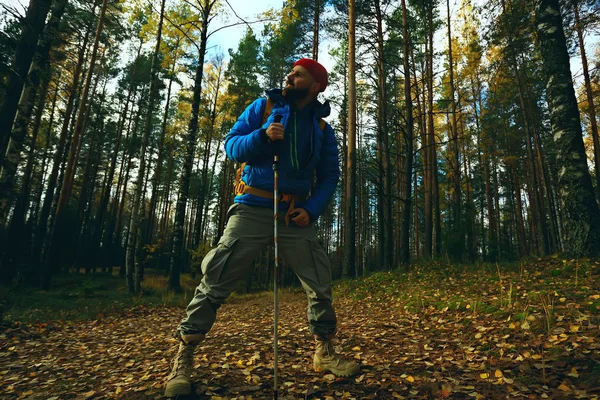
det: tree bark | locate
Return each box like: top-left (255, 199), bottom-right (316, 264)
top-left (374, 0), bottom-right (392, 270)
top-left (446, 0), bottom-right (462, 261)
top-left (194, 61), bottom-right (223, 248)
top-left (127, 0), bottom-right (166, 294)
top-left (47, 0), bottom-right (109, 277)
top-left (169, 0), bottom-right (216, 291)
top-left (95, 42), bottom-right (143, 270)
top-left (313, 0), bottom-right (320, 61)
top-left (0, 0), bottom-right (67, 227)
top-left (534, 0), bottom-right (600, 256)
top-left (148, 51), bottom-right (177, 242)
top-left (0, 0), bottom-right (52, 165)
top-left (400, 0), bottom-right (413, 267)
top-left (343, 0), bottom-right (357, 278)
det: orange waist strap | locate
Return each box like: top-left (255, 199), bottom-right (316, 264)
top-left (234, 180), bottom-right (307, 226)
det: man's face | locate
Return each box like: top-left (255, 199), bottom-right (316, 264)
top-left (282, 66), bottom-right (319, 102)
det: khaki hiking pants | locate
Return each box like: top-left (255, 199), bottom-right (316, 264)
top-left (178, 203), bottom-right (337, 339)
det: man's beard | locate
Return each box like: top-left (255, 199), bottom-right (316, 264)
top-left (283, 86), bottom-right (310, 102)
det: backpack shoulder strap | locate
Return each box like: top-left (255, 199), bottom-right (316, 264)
top-left (318, 119), bottom-right (326, 131)
top-left (235, 97), bottom-right (274, 189)
top-left (262, 97), bottom-right (274, 125)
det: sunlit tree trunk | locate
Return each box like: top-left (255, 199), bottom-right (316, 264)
top-left (116, 102), bottom-right (143, 276)
top-left (337, 48), bottom-right (348, 270)
top-left (423, 16), bottom-right (433, 259)
top-left (343, 0), bottom-right (357, 278)
top-left (201, 138), bottom-right (223, 243)
top-left (411, 46), bottom-right (426, 259)
top-left (169, 0), bottom-right (216, 291)
top-left (214, 157), bottom-right (233, 245)
top-left (313, 0), bottom-right (320, 61)
top-left (534, 0), bottom-right (600, 256)
top-left (148, 51), bottom-right (177, 242)
top-left (194, 61), bottom-right (224, 248)
top-left (446, 0), bottom-right (462, 261)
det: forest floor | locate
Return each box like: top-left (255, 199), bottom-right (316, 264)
top-left (1, 257), bottom-right (599, 399)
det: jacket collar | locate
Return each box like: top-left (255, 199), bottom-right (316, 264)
top-left (265, 89), bottom-right (331, 120)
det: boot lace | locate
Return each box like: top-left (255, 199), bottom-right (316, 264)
top-left (168, 343), bottom-right (194, 380)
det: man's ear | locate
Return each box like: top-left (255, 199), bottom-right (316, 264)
top-left (310, 82), bottom-right (321, 94)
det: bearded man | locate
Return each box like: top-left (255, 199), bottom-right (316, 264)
top-left (165, 58), bottom-right (359, 397)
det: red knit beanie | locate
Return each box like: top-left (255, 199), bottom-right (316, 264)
top-left (293, 58), bottom-right (328, 92)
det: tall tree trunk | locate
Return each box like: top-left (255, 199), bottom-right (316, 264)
top-left (75, 73), bottom-right (106, 232)
top-left (127, 0), bottom-right (166, 294)
top-left (534, 0), bottom-right (600, 256)
top-left (427, 5), bottom-right (440, 257)
top-left (461, 117), bottom-right (476, 262)
top-left (524, 112), bottom-right (549, 255)
top-left (511, 162), bottom-right (528, 257)
top-left (356, 124), bottom-right (363, 275)
top-left (78, 115), bottom-right (105, 273)
top-left (574, 5), bottom-right (600, 199)
top-left (35, 30), bottom-right (90, 288)
top-left (95, 42), bottom-right (142, 270)
top-left (0, 0), bottom-right (67, 226)
top-left (400, 0), bottom-right (413, 267)
top-left (31, 81), bottom-right (59, 231)
top-left (501, 0), bottom-right (549, 255)
top-left (1, 76), bottom-right (50, 284)
top-left (193, 61), bottom-right (223, 248)
top-left (117, 101), bottom-right (142, 276)
top-left (411, 44), bottom-right (426, 259)
top-left (214, 157), bottom-right (232, 245)
top-left (374, 0), bottom-right (392, 270)
top-left (422, 39), bottom-right (432, 259)
top-left (312, 0), bottom-right (320, 61)
top-left (201, 139), bottom-right (223, 243)
top-left (148, 53), bottom-right (177, 242)
top-left (46, 0), bottom-right (108, 280)
top-left (343, 0), bottom-right (357, 278)
top-left (0, 0), bottom-right (52, 165)
top-left (337, 53), bottom-right (348, 270)
top-left (446, 0), bottom-right (462, 261)
top-left (483, 149), bottom-right (498, 260)
top-left (168, 0), bottom-right (215, 291)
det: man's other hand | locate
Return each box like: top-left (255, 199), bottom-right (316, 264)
top-left (290, 208), bottom-right (310, 227)
top-left (266, 122), bottom-right (284, 141)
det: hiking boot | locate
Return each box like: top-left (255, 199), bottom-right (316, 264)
top-left (164, 333), bottom-right (204, 397)
top-left (313, 336), bottom-right (360, 377)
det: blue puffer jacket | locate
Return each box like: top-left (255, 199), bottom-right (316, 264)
top-left (225, 89), bottom-right (340, 222)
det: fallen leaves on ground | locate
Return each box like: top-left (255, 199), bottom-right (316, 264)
top-left (1, 257), bottom-right (599, 399)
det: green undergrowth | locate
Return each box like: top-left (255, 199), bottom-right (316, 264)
top-left (0, 270), bottom-right (200, 324)
top-left (2, 256), bottom-right (598, 330)
top-left (334, 256), bottom-right (600, 334)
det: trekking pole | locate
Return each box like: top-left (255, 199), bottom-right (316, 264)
top-left (272, 114), bottom-right (283, 400)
